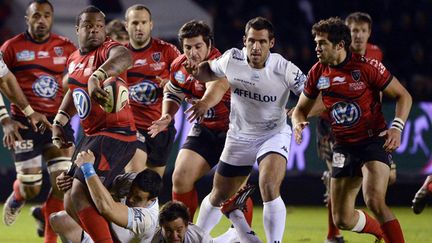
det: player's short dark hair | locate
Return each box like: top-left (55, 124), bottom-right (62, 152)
top-left (178, 20), bottom-right (214, 47)
top-left (125, 4), bottom-right (151, 21)
top-left (345, 12), bottom-right (373, 29)
top-left (106, 19), bottom-right (127, 36)
top-left (245, 17), bottom-right (275, 40)
top-left (312, 17), bottom-right (351, 52)
top-left (131, 169), bottom-right (162, 199)
top-left (76, 5), bottom-right (105, 26)
top-left (27, 0), bottom-right (54, 14)
top-left (159, 201), bottom-right (190, 226)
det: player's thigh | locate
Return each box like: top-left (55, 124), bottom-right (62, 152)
top-left (211, 170), bottom-right (248, 205)
top-left (258, 153), bottom-right (287, 182)
top-left (125, 147), bottom-right (148, 172)
top-left (173, 149), bottom-right (211, 187)
top-left (361, 160), bottom-right (390, 203)
top-left (331, 177), bottom-right (362, 219)
top-left (50, 210), bottom-right (82, 243)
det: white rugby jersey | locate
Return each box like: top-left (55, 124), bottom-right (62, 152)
top-left (210, 47), bottom-right (305, 137)
top-left (151, 223), bottom-right (214, 243)
top-left (82, 199), bottom-right (159, 243)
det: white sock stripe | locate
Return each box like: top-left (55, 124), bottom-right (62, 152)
top-left (351, 210), bottom-right (366, 232)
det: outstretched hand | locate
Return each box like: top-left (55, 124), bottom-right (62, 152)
top-left (184, 98), bottom-right (209, 123)
top-left (183, 60), bottom-right (199, 76)
top-left (293, 121), bottom-right (309, 144)
top-left (148, 114), bottom-right (172, 138)
top-left (1, 117), bottom-right (27, 149)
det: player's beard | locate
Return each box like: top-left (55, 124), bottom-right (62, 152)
top-left (33, 25), bottom-right (51, 40)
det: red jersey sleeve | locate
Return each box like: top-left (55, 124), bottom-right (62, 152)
top-left (303, 62), bottom-right (322, 99)
top-left (0, 40), bottom-right (15, 67)
top-left (364, 59), bottom-right (393, 91)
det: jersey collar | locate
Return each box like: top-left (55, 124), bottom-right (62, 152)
top-left (331, 51), bottom-right (352, 68)
top-left (24, 31), bottom-right (51, 44)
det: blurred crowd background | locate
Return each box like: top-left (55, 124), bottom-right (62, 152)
top-left (0, 0), bottom-right (430, 100)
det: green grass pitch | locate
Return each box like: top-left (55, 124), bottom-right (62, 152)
top-left (0, 205), bottom-right (430, 242)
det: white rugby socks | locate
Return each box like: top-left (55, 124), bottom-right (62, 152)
top-left (263, 196), bottom-right (286, 242)
top-left (196, 194), bottom-right (223, 233)
top-left (229, 209), bottom-right (262, 243)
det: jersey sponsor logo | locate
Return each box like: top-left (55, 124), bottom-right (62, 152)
top-left (37, 51), bottom-right (50, 58)
top-left (331, 101), bottom-right (361, 126)
top-left (16, 50), bottom-right (35, 61)
top-left (14, 139), bottom-right (34, 154)
top-left (232, 49), bottom-right (245, 61)
top-left (204, 107), bottom-right (216, 119)
top-left (32, 75), bottom-right (59, 98)
top-left (317, 76), bottom-right (330, 89)
top-left (134, 59), bottom-right (147, 67)
top-left (136, 131), bottom-right (146, 143)
top-left (68, 62), bottom-right (85, 74)
top-left (332, 152), bottom-right (345, 168)
top-left (234, 77), bottom-right (255, 86)
top-left (132, 208), bottom-right (145, 223)
top-left (54, 46), bottom-right (64, 56)
top-left (72, 88), bottom-right (91, 119)
top-left (367, 58), bottom-right (386, 75)
top-left (293, 70), bottom-right (306, 87)
top-left (129, 80), bottom-right (159, 105)
top-left (351, 70), bottom-right (361, 81)
top-left (233, 88), bottom-right (276, 102)
top-left (332, 76), bottom-right (346, 85)
top-left (251, 72), bottom-right (260, 81)
top-left (174, 71), bottom-right (186, 84)
top-left (152, 52), bottom-right (161, 62)
top-left (150, 62), bottom-right (164, 71)
top-left (53, 56), bottom-right (67, 64)
top-left (349, 82), bottom-right (366, 91)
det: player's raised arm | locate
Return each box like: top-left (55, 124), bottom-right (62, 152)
top-left (74, 150), bottom-right (130, 228)
top-left (185, 60), bottom-right (220, 83)
top-left (88, 45), bottom-right (132, 105)
top-left (184, 78), bottom-right (229, 123)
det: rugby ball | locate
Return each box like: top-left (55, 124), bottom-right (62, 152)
top-left (101, 77), bottom-right (129, 113)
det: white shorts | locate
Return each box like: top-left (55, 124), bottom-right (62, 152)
top-left (220, 124), bottom-right (292, 167)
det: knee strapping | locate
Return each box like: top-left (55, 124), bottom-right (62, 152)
top-left (17, 173), bottom-right (43, 186)
top-left (47, 157), bottom-right (72, 174)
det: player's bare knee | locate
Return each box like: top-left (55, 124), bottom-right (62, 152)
top-left (333, 216), bottom-right (353, 230)
top-left (209, 189), bottom-right (228, 206)
top-left (172, 170), bottom-right (194, 193)
top-left (49, 212), bottom-right (62, 233)
top-left (364, 197), bottom-right (386, 215)
top-left (259, 177), bottom-right (281, 201)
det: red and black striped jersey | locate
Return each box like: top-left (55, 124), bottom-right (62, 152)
top-left (305, 53), bottom-right (392, 144)
top-left (1, 32), bottom-right (76, 116)
top-left (126, 38), bottom-right (180, 129)
top-left (67, 39), bottom-right (136, 141)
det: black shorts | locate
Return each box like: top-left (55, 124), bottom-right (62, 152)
top-left (182, 124), bottom-right (226, 168)
top-left (71, 135), bottom-right (138, 188)
top-left (11, 115), bottom-right (75, 162)
top-left (136, 124), bottom-right (176, 167)
top-left (331, 137), bottom-right (393, 178)
top-left (316, 117), bottom-right (334, 162)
